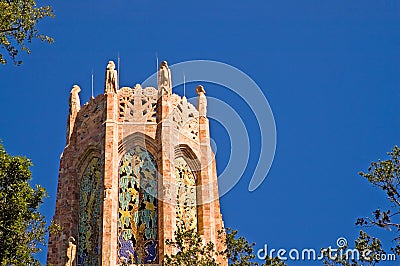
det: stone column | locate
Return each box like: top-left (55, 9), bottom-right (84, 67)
top-left (196, 85), bottom-right (216, 243)
top-left (156, 61), bottom-right (177, 262)
top-left (102, 61), bottom-right (119, 265)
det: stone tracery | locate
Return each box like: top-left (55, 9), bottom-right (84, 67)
top-left (118, 85), bottom-right (158, 123)
top-left (169, 95), bottom-right (199, 141)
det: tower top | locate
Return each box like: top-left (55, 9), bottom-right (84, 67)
top-left (48, 59), bottom-right (226, 266)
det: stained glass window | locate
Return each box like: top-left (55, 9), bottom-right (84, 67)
top-left (78, 157), bottom-right (103, 266)
top-left (175, 157), bottom-right (197, 230)
top-left (118, 146), bottom-right (158, 264)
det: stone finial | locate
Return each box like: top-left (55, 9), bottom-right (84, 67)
top-left (196, 85), bottom-right (206, 95)
top-left (105, 60), bottom-right (118, 93)
top-left (65, 236), bottom-right (76, 266)
top-left (67, 85), bottom-right (81, 144)
top-left (133, 83), bottom-right (142, 93)
top-left (196, 85), bottom-right (207, 116)
top-left (158, 60), bottom-right (172, 97)
top-left (69, 85), bottom-right (81, 114)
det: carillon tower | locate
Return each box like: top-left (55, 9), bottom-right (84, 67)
top-left (47, 60), bottom-right (226, 265)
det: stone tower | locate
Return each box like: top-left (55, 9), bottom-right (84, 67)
top-left (47, 61), bottom-right (226, 265)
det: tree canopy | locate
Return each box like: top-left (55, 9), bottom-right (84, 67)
top-left (164, 225), bottom-right (287, 266)
top-left (323, 146), bottom-right (400, 265)
top-left (0, 141), bottom-right (47, 265)
top-left (357, 145), bottom-right (400, 253)
top-left (0, 0), bottom-right (54, 65)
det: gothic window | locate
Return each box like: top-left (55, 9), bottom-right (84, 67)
top-left (78, 157), bottom-right (103, 266)
top-left (118, 146), bottom-right (158, 264)
top-left (175, 157), bottom-right (197, 230)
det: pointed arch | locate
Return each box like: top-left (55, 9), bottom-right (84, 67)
top-left (118, 132), bottom-right (158, 161)
top-left (175, 144), bottom-right (201, 173)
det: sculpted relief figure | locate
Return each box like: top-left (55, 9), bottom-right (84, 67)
top-left (65, 236), bottom-right (77, 266)
top-left (105, 60), bottom-right (118, 93)
top-left (158, 61), bottom-right (172, 96)
top-left (196, 85), bottom-right (207, 117)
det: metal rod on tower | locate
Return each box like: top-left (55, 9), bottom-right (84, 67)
top-left (183, 73), bottom-right (186, 97)
top-left (117, 53), bottom-right (120, 88)
top-left (91, 70), bottom-right (94, 99)
top-left (156, 52), bottom-right (159, 87)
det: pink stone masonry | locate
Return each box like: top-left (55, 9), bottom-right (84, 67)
top-left (47, 61), bottom-right (227, 266)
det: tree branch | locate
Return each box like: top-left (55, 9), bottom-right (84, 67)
top-left (0, 24), bottom-right (22, 34)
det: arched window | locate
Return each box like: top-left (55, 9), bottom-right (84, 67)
top-left (175, 157), bottom-right (197, 230)
top-left (118, 146), bottom-right (158, 264)
top-left (78, 157), bottom-right (103, 266)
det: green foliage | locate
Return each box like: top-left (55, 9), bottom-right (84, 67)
top-left (0, 0), bottom-right (54, 65)
top-left (322, 146), bottom-right (400, 265)
top-left (322, 231), bottom-right (385, 266)
top-left (222, 228), bottom-right (258, 266)
top-left (0, 141), bottom-right (47, 265)
top-left (263, 255), bottom-right (287, 266)
top-left (164, 226), bottom-right (219, 266)
top-left (357, 146), bottom-right (400, 256)
top-left (164, 225), bottom-right (286, 266)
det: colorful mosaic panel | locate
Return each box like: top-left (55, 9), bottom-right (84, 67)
top-left (78, 157), bottom-right (103, 266)
top-left (118, 146), bottom-right (158, 264)
top-left (175, 157), bottom-right (197, 230)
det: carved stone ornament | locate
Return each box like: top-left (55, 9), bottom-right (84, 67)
top-left (196, 85), bottom-right (207, 117)
top-left (66, 85), bottom-right (81, 144)
top-left (105, 60), bottom-right (118, 93)
top-left (65, 236), bottom-right (77, 266)
top-left (158, 61), bottom-right (172, 97)
top-left (118, 85), bottom-right (158, 123)
top-left (69, 85), bottom-right (81, 114)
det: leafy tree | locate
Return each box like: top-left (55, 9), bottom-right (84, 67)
top-left (0, 141), bottom-right (48, 265)
top-left (164, 226), bottom-right (219, 266)
top-left (0, 0), bottom-right (54, 65)
top-left (323, 146), bottom-right (400, 265)
top-left (322, 231), bottom-right (385, 266)
top-left (164, 225), bottom-right (286, 266)
top-left (357, 146), bottom-right (400, 255)
top-left (223, 228), bottom-right (258, 266)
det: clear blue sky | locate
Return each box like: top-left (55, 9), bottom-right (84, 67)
top-left (1, 1), bottom-right (399, 265)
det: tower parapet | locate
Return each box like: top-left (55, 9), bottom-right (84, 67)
top-left (47, 60), bottom-right (226, 266)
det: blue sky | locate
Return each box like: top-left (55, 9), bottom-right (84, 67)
top-left (1, 0), bottom-right (400, 265)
